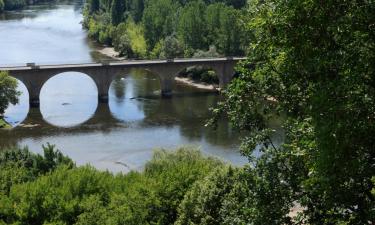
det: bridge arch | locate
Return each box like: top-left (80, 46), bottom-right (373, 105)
top-left (2, 58), bottom-right (243, 105)
top-left (39, 71), bottom-right (99, 127)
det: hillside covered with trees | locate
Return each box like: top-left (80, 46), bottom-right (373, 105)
top-left (83, 0), bottom-right (249, 59)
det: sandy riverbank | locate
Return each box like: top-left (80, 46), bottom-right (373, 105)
top-left (96, 47), bottom-right (125, 60)
top-left (174, 77), bottom-right (220, 91)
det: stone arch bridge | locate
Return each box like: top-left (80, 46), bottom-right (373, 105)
top-left (0, 57), bottom-right (245, 107)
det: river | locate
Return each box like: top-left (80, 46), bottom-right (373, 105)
top-left (0, 1), bottom-right (282, 172)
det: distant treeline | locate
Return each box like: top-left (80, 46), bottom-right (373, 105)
top-left (83, 0), bottom-right (250, 59)
top-left (0, 0), bottom-right (54, 11)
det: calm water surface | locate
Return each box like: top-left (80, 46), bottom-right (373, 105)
top-left (0, 1), bottom-right (282, 172)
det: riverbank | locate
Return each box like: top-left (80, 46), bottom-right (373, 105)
top-left (175, 77), bottom-right (220, 91)
top-left (96, 47), bottom-right (125, 60)
top-left (96, 47), bottom-right (221, 91)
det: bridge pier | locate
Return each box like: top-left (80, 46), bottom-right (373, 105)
top-left (30, 98), bottom-right (40, 108)
top-left (27, 82), bottom-right (43, 108)
top-left (98, 94), bottom-right (109, 103)
top-left (160, 78), bottom-right (174, 97)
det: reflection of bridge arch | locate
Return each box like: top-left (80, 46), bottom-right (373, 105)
top-left (2, 58), bottom-right (245, 107)
top-left (39, 72), bottom-right (99, 127)
top-left (3, 78), bottom-right (29, 126)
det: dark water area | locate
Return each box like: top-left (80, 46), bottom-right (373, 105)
top-left (0, 1), bottom-right (283, 172)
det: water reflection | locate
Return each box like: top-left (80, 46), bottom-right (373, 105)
top-left (40, 72), bottom-right (98, 127)
top-left (3, 80), bottom-right (29, 126)
top-left (0, 69), bottom-right (250, 171)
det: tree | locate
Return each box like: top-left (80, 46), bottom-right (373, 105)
top-left (0, 71), bottom-right (19, 116)
top-left (142, 0), bottom-right (177, 51)
top-left (87, 0), bottom-right (100, 13)
top-left (160, 35), bottom-right (184, 59)
top-left (212, 0), bottom-right (375, 224)
top-left (205, 3), bottom-right (244, 55)
top-left (176, 166), bottom-right (252, 225)
top-left (128, 0), bottom-right (144, 22)
top-left (111, 0), bottom-right (126, 25)
top-left (178, 0), bottom-right (208, 53)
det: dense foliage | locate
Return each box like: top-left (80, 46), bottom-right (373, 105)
top-left (83, 0), bottom-right (248, 59)
top-left (209, 0), bottom-right (375, 224)
top-left (0, 71), bottom-right (19, 117)
top-left (0, 146), bottom-right (224, 224)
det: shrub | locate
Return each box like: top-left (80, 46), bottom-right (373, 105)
top-left (176, 166), bottom-right (252, 225)
top-left (0, 144), bottom-right (74, 195)
top-left (0, 146), bottom-right (222, 225)
top-left (113, 20), bottom-right (147, 58)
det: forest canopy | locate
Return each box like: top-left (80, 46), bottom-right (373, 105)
top-left (83, 0), bottom-right (249, 59)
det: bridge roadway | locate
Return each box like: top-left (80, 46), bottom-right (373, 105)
top-left (0, 57), bottom-right (245, 107)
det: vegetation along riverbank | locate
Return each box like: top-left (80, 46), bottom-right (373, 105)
top-left (84, 0), bottom-right (249, 85)
top-left (0, 0), bottom-right (55, 11)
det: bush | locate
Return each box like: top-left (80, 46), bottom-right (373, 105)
top-left (179, 66), bottom-right (219, 84)
top-left (176, 166), bottom-right (252, 225)
top-left (0, 144), bottom-right (74, 195)
top-left (113, 20), bottom-right (147, 58)
top-left (0, 146), bottom-right (222, 225)
top-left (159, 35), bottom-right (184, 59)
top-left (201, 70), bottom-right (219, 84)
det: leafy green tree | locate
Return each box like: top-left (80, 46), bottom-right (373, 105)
top-left (178, 0), bottom-right (208, 53)
top-left (87, 0), bottom-right (100, 13)
top-left (223, 0), bottom-right (246, 9)
top-left (142, 0), bottom-right (177, 51)
top-left (0, 71), bottom-right (19, 116)
top-left (0, 147), bottom-right (222, 225)
top-left (112, 20), bottom-right (147, 58)
top-left (127, 0), bottom-right (144, 22)
top-left (176, 166), bottom-right (251, 225)
top-left (0, 144), bottom-right (73, 195)
top-left (159, 35), bottom-right (184, 59)
top-left (211, 0), bottom-right (375, 224)
top-left (111, 0), bottom-right (126, 25)
top-left (205, 3), bottom-right (244, 55)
